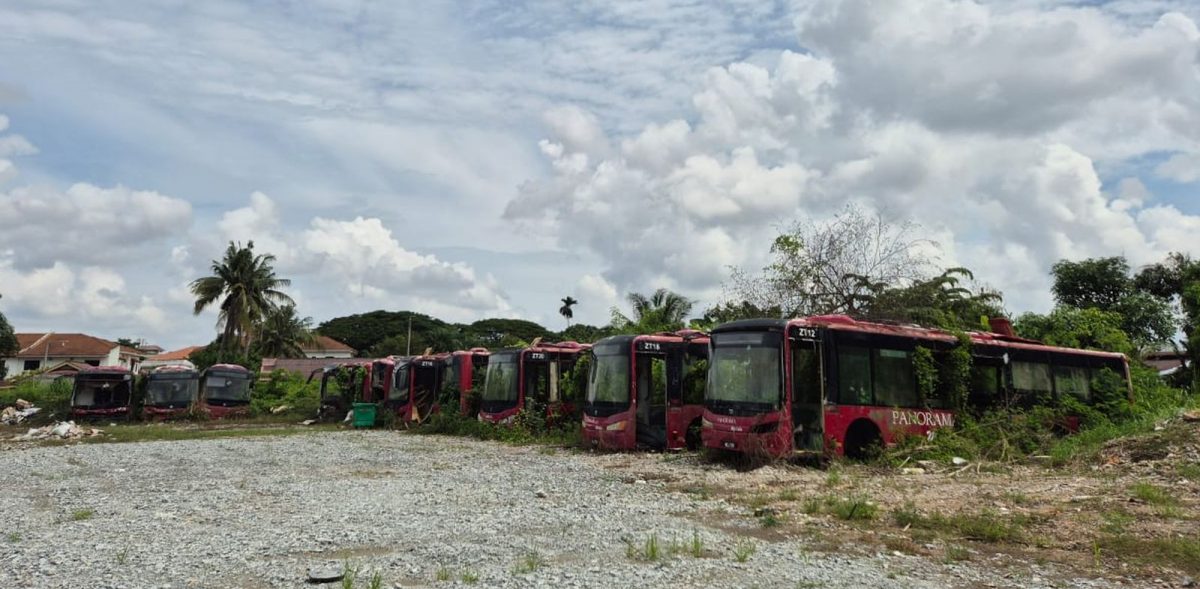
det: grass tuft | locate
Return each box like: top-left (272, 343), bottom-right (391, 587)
top-left (512, 549), bottom-right (546, 574)
top-left (733, 540), bottom-right (756, 563)
top-left (71, 508), bottom-right (94, 521)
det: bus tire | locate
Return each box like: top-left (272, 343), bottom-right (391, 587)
top-left (685, 419), bottom-right (702, 451)
top-left (843, 419), bottom-right (882, 460)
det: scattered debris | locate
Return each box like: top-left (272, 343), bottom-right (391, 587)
top-left (2, 404), bottom-right (41, 425)
top-left (901, 467), bottom-right (926, 475)
top-left (299, 419), bottom-right (317, 426)
top-left (270, 404), bottom-right (291, 414)
top-left (14, 421), bottom-right (104, 441)
top-left (1183, 410), bottom-right (1200, 423)
top-left (950, 456), bottom-right (969, 466)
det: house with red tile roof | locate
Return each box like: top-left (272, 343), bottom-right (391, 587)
top-left (139, 345), bottom-right (206, 372)
top-left (302, 335), bottom-right (355, 359)
top-left (2, 333), bottom-right (149, 378)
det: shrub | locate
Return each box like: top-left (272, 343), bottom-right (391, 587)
top-left (249, 370), bottom-right (320, 419)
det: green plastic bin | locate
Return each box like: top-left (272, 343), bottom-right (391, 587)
top-left (352, 403), bottom-right (378, 428)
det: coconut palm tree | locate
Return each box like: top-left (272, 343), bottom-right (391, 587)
top-left (255, 304), bottom-right (316, 358)
top-left (190, 241), bottom-right (294, 354)
top-left (611, 288), bottom-right (694, 333)
top-left (559, 296), bottom-right (578, 327)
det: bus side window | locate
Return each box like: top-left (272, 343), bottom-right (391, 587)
top-left (1010, 361), bottom-right (1052, 405)
top-left (838, 346), bottom-right (872, 405)
top-left (873, 348), bottom-right (917, 408)
top-left (1053, 365), bottom-right (1090, 403)
top-left (682, 345), bottom-right (707, 406)
top-left (968, 364), bottom-right (999, 410)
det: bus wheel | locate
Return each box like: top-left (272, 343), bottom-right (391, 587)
top-left (843, 420), bottom-right (882, 461)
top-left (685, 419), bottom-right (702, 451)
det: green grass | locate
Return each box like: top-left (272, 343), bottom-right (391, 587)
top-left (760, 511), bottom-right (783, 528)
top-left (690, 530), bottom-right (704, 557)
top-left (890, 505), bottom-right (1027, 543)
top-left (626, 534), bottom-right (661, 561)
top-left (461, 569), bottom-right (479, 584)
top-left (1178, 463), bottom-right (1200, 481)
top-left (368, 571), bottom-right (383, 589)
top-left (6, 532), bottom-right (20, 543)
top-left (826, 496), bottom-right (877, 521)
top-left (435, 566), bottom-right (452, 581)
top-left (512, 549), bottom-right (546, 574)
top-left (733, 540), bottom-right (756, 563)
top-left (340, 562), bottom-right (359, 589)
top-left (87, 424), bottom-right (338, 445)
top-left (1100, 535), bottom-right (1200, 575)
top-left (1131, 482), bottom-right (1183, 517)
top-left (944, 545), bottom-right (971, 562)
top-left (71, 508), bottom-right (94, 521)
top-left (116, 547), bottom-right (129, 565)
top-left (777, 488), bottom-right (800, 501)
top-left (1100, 510), bottom-right (1133, 535)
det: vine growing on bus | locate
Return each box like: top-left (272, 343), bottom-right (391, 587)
top-left (912, 346), bottom-right (938, 408)
top-left (943, 332), bottom-right (973, 412)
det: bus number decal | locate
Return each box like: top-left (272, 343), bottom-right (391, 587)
top-left (639, 342), bottom-right (662, 352)
top-left (795, 328), bottom-right (818, 339)
top-left (528, 353), bottom-right (546, 361)
top-left (891, 410), bottom-right (953, 428)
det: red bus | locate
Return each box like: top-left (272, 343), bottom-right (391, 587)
top-left (141, 365), bottom-right (200, 421)
top-left (389, 352), bottom-right (449, 424)
top-left (70, 366), bottom-right (135, 420)
top-left (446, 348), bottom-right (490, 417)
top-left (199, 364), bottom-right (254, 419)
top-left (582, 331), bottom-right (710, 451)
top-left (315, 361), bottom-right (369, 420)
top-left (478, 341), bottom-right (590, 425)
top-left (702, 315), bottom-right (1132, 459)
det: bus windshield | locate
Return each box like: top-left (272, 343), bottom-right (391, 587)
top-left (481, 353), bottom-right (519, 409)
top-left (205, 373), bottom-right (251, 404)
top-left (707, 331), bottom-right (782, 413)
top-left (391, 364), bottom-right (410, 401)
top-left (146, 375), bottom-right (199, 406)
top-left (586, 345), bottom-right (630, 410)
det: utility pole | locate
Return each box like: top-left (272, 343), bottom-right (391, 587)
top-left (405, 317), bottom-right (412, 356)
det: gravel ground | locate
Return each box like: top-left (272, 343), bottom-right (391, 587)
top-left (0, 431), bottom-right (1114, 588)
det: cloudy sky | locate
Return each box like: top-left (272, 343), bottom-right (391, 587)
top-left (1, 0), bottom-right (1199, 350)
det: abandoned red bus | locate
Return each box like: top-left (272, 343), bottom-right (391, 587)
top-left (448, 348), bottom-right (490, 417)
top-left (70, 366), bottom-right (135, 420)
top-left (582, 331), bottom-right (710, 451)
top-left (702, 315), bottom-right (1132, 458)
top-left (199, 364), bottom-right (254, 419)
top-left (388, 352), bottom-right (449, 424)
top-left (141, 365), bottom-right (200, 420)
top-left (315, 361), bottom-right (369, 420)
top-left (365, 356), bottom-right (401, 404)
top-left (478, 341), bottom-right (590, 425)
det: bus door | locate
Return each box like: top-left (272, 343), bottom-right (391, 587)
top-left (790, 330), bottom-right (824, 452)
top-left (523, 351), bottom-right (551, 408)
top-left (634, 340), bottom-right (668, 448)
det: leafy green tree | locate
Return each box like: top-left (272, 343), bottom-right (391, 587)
top-left (1049, 257), bottom-right (1172, 351)
top-left (190, 241), bottom-right (294, 355)
top-left (188, 337), bottom-right (262, 373)
top-left (692, 300), bottom-right (783, 331)
top-left (1135, 253), bottom-right (1200, 387)
top-left (559, 296), bottom-right (577, 327)
top-left (611, 289), bottom-right (694, 334)
top-left (1013, 307), bottom-right (1133, 355)
top-left (858, 268), bottom-right (1004, 330)
top-left (558, 323), bottom-right (612, 343)
top-left (468, 318), bottom-right (554, 347)
top-left (318, 310), bottom-right (447, 355)
top-left (255, 304), bottom-right (316, 358)
top-left (0, 293), bottom-right (18, 381)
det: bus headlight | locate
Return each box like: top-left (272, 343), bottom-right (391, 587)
top-left (605, 420), bottom-right (627, 432)
top-left (701, 417), bottom-right (713, 429)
